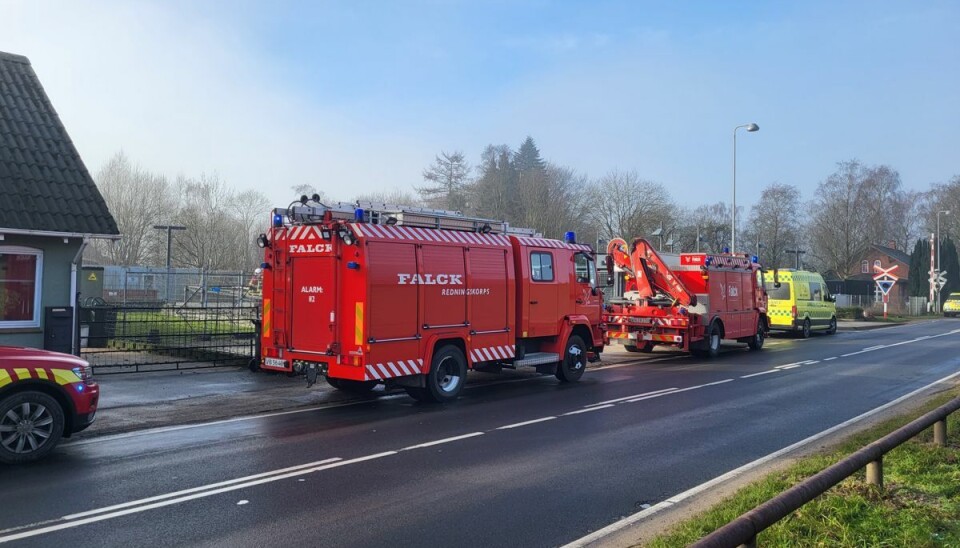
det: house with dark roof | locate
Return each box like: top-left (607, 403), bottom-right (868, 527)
top-left (0, 51), bottom-right (119, 351)
top-left (824, 243), bottom-right (912, 312)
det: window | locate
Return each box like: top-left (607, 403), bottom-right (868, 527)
top-left (810, 282), bottom-right (823, 301)
top-left (874, 260), bottom-right (881, 270)
top-left (861, 260), bottom-right (869, 274)
top-left (530, 252), bottom-right (554, 282)
top-left (574, 253), bottom-right (595, 285)
top-left (0, 247), bottom-right (43, 329)
top-left (764, 281), bottom-right (791, 300)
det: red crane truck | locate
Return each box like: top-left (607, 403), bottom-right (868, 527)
top-left (602, 237), bottom-right (768, 357)
top-left (257, 199), bottom-right (604, 402)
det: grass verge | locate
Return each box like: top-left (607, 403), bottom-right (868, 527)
top-left (645, 388), bottom-right (960, 547)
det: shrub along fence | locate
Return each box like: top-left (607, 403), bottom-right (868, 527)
top-left (690, 397), bottom-right (960, 548)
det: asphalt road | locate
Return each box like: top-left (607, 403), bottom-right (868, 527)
top-left (2, 320), bottom-right (959, 547)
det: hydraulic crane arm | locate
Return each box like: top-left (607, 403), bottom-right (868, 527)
top-left (629, 238), bottom-right (697, 307)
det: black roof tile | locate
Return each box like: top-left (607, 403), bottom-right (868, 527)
top-left (0, 51), bottom-right (118, 236)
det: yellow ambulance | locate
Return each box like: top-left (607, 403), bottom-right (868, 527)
top-left (762, 269), bottom-right (837, 337)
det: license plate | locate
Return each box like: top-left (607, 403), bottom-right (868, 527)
top-left (263, 357), bottom-right (287, 369)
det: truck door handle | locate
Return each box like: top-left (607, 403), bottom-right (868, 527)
top-left (529, 300), bottom-right (539, 304)
top-left (576, 299), bottom-right (585, 304)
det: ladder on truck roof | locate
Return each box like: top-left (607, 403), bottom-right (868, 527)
top-left (283, 200), bottom-right (541, 237)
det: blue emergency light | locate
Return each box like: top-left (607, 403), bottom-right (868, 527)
top-left (354, 208), bottom-right (365, 222)
top-left (751, 255), bottom-right (759, 263)
top-left (564, 231), bottom-right (576, 244)
top-left (272, 213), bottom-right (283, 228)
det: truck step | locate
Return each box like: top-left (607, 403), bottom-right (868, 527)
top-left (513, 352), bottom-right (560, 367)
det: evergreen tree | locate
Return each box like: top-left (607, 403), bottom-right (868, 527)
top-left (514, 136), bottom-right (546, 173)
top-left (907, 238), bottom-right (928, 297)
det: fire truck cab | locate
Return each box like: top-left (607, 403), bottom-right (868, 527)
top-left (258, 199), bottom-right (603, 402)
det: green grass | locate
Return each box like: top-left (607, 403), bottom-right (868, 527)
top-left (112, 311), bottom-right (254, 338)
top-left (646, 390), bottom-right (960, 547)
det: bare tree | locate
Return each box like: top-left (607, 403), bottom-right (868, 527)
top-left (355, 188), bottom-right (422, 207)
top-left (418, 151), bottom-right (471, 211)
top-left (809, 160), bottom-right (871, 276)
top-left (742, 182), bottom-right (803, 268)
top-left (235, 189), bottom-right (271, 271)
top-left (91, 152), bottom-right (173, 266)
top-left (587, 169), bottom-right (675, 243)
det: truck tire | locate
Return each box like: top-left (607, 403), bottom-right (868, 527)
top-left (326, 376), bottom-right (378, 394)
top-left (556, 335), bottom-right (587, 382)
top-left (826, 317), bottom-right (837, 335)
top-left (693, 322), bottom-right (722, 358)
top-left (800, 319), bottom-right (811, 339)
top-left (0, 391), bottom-right (65, 464)
top-left (747, 319), bottom-right (765, 351)
top-left (423, 345), bottom-right (468, 403)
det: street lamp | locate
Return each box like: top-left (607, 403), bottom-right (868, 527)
top-left (732, 122), bottom-right (759, 252)
top-left (937, 210), bottom-right (950, 311)
top-left (154, 224), bottom-right (186, 303)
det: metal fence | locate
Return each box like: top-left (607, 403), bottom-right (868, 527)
top-left (90, 266), bottom-right (261, 306)
top-left (691, 397), bottom-right (960, 547)
top-left (79, 303), bottom-right (260, 374)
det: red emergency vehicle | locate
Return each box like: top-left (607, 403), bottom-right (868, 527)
top-left (602, 238), bottom-right (768, 356)
top-left (257, 199), bottom-right (603, 402)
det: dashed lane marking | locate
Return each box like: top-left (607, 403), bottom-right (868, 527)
top-left (497, 417), bottom-right (557, 430)
top-left (740, 370), bottom-right (779, 379)
top-left (564, 404), bottom-right (616, 416)
top-left (585, 388), bottom-right (678, 408)
top-left (401, 432), bottom-right (484, 450)
top-left (824, 357), bottom-right (837, 361)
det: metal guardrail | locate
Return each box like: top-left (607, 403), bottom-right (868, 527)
top-left (692, 397), bottom-right (960, 548)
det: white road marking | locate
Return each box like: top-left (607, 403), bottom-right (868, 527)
top-left (740, 370), bottom-right (779, 379)
top-left (775, 360), bottom-right (814, 369)
top-left (564, 404), bottom-right (616, 416)
top-left (0, 453), bottom-right (395, 544)
top-left (561, 368), bottom-right (960, 548)
top-left (625, 379), bottom-right (733, 402)
top-left (778, 364), bottom-right (801, 370)
top-left (57, 457), bottom-right (342, 521)
top-left (401, 432), bottom-right (484, 450)
top-left (585, 388), bottom-right (678, 407)
top-left (236, 500), bottom-right (248, 506)
top-left (497, 416), bottom-right (557, 429)
top-left (823, 357), bottom-right (837, 361)
top-left (807, 360), bottom-right (821, 365)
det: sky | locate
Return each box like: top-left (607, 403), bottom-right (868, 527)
top-left (1, 1), bottom-right (958, 211)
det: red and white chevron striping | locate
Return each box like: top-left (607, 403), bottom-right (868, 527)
top-left (364, 359), bottom-right (424, 381)
top-left (284, 225), bottom-right (325, 241)
top-left (469, 345), bottom-right (516, 363)
top-left (352, 223), bottom-right (511, 246)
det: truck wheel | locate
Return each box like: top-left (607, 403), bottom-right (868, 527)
top-left (0, 391), bottom-right (65, 464)
top-left (556, 335), bottom-right (587, 382)
top-left (326, 377), bottom-right (378, 394)
top-left (404, 387), bottom-right (430, 402)
top-left (826, 317), bottom-right (837, 335)
top-left (800, 319), bottom-right (811, 339)
top-left (424, 345), bottom-right (468, 403)
top-left (747, 319), bottom-right (765, 351)
top-left (694, 322), bottom-right (721, 358)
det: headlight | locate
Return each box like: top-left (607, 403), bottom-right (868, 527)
top-left (72, 363), bottom-right (93, 382)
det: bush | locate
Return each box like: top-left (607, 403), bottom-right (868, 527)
top-left (837, 306), bottom-right (865, 320)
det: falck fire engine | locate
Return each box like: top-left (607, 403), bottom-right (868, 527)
top-left (602, 237), bottom-right (768, 356)
top-left (257, 198), bottom-right (603, 402)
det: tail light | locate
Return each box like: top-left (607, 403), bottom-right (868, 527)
top-left (791, 305), bottom-right (797, 318)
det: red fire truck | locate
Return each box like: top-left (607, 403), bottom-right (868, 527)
top-left (603, 237), bottom-right (768, 356)
top-left (257, 199), bottom-right (603, 402)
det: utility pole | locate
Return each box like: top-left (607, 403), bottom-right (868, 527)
top-left (732, 122), bottom-right (759, 252)
top-left (786, 248), bottom-right (806, 270)
top-left (154, 224), bottom-right (186, 303)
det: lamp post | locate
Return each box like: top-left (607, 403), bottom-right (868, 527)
top-left (786, 248), bottom-right (806, 270)
top-left (937, 210), bottom-right (950, 311)
top-left (732, 123), bottom-right (759, 252)
top-left (154, 224), bottom-right (186, 303)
